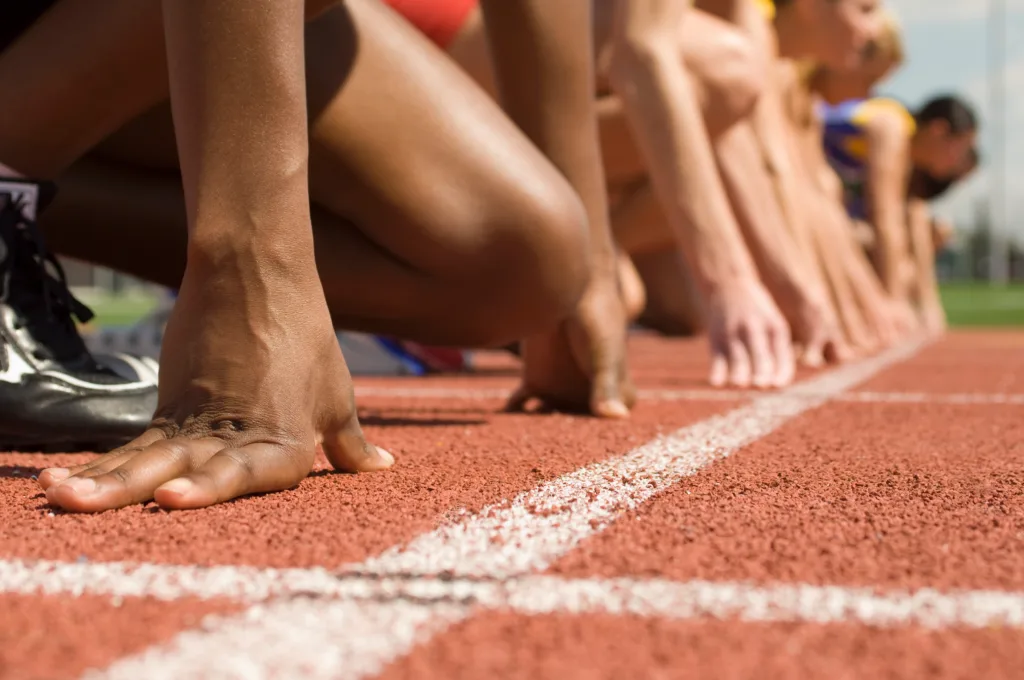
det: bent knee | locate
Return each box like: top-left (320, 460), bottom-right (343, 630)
top-left (461, 180), bottom-right (591, 346)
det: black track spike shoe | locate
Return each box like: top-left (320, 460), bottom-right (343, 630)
top-left (0, 178), bottom-right (157, 451)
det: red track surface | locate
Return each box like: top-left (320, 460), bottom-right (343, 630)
top-left (1, 331), bottom-right (1022, 679)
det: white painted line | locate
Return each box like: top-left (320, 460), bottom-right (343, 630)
top-left (498, 576), bottom-right (1024, 630)
top-left (839, 391), bottom-right (1024, 405)
top-left (82, 598), bottom-right (468, 680)
top-left (74, 340), bottom-right (927, 680)
top-left (10, 559), bottom-right (1021, 634)
top-left (70, 575), bottom-right (1024, 679)
top-left (358, 340), bottom-right (925, 579)
top-left (354, 386), bottom-right (1024, 406)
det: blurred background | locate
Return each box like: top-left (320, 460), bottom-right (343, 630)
top-left (66, 0), bottom-right (1024, 329)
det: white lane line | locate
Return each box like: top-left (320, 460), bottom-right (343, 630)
top-left (73, 576), bottom-right (1024, 680)
top-left (358, 340), bottom-right (925, 579)
top-left (838, 391), bottom-right (1024, 405)
top-left (498, 576), bottom-right (1024, 630)
top-left (82, 598), bottom-right (469, 680)
top-left (354, 386), bottom-right (1024, 405)
top-left (10, 559), bottom-right (1022, 634)
top-left (77, 340), bottom-right (927, 680)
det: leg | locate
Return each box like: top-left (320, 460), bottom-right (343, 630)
top-left (42, 0), bottom-right (590, 348)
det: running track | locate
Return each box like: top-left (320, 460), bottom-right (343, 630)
top-left (2, 330), bottom-right (1022, 679)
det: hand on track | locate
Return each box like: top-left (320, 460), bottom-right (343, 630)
top-left (704, 277), bottom-right (795, 388)
top-left (506, 270), bottom-right (635, 418)
top-left (39, 269), bottom-right (392, 512)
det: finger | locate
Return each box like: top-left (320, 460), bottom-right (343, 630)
top-left (619, 361), bottom-right (638, 410)
top-left (743, 327), bottom-right (775, 389)
top-left (322, 418), bottom-right (394, 473)
top-left (823, 334), bottom-right (853, 365)
top-left (800, 333), bottom-right (825, 369)
top-left (770, 324), bottom-right (796, 387)
top-left (588, 334), bottom-right (630, 420)
top-left (45, 437), bottom-right (225, 512)
top-left (708, 349), bottom-right (729, 388)
top-left (38, 427), bottom-right (170, 490)
top-left (503, 384), bottom-right (534, 413)
top-left (726, 338), bottom-right (752, 388)
top-left (153, 442), bottom-right (309, 510)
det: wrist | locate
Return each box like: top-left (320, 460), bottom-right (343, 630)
top-left (186, 228), bottom-right (319, 290)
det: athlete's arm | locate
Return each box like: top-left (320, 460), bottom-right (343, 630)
top-left (907, 196), bottom-right (945, 332)
top-left (864, 108), bottom-right (913, 299)
top-left (606, 0), bottom-right (758, 292)
top-left (479, 0), bottom-right (632, 417)
top-left (605, 0), bottom-right (793, 387)
top-left (479, 0), bottom-right (615, 273)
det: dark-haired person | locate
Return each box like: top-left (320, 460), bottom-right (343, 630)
top-left (815, 14), bottom-right (977, 332)
top-left (909, 146), bottom-right (979, 254)
top-left (1, 0), bottom-right (636, 512)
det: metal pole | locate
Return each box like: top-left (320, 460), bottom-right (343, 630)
top-left (988, 0), bottom-right (1009, 284)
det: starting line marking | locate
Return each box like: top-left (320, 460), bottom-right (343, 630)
top-left (353, 386), bottom-right (1024, 406)
top-left (4, 340), bottom-right (954, 679)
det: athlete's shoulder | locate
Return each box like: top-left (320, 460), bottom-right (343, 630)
top-left (854, 97), bottom-right (916, 134)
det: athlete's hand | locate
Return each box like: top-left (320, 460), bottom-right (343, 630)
top-left (39, 258), bottom-right (392, 512)
top-left (918, 301), bottom-right (947, 336)
top-left (788, 289), bottom-right (852, 368)
top-left (704, 277), bottom-right (795, 388)
top-left (506, 271), bottom-right (635, 418)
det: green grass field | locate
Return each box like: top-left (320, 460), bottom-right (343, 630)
top-left (938, 282), bottom-right (1024, 327)
top-left (77, 282), bottom-right (1024, 332)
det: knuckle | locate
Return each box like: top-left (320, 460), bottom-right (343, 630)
top-left (221, 448), bottom-right (260, 480)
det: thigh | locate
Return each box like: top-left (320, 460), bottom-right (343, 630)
top-left (302, 0), bottom-right (581, 276)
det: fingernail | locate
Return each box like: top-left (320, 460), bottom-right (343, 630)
top-left (157, 478), bottom-right (195, 496)
top-left (41, 468), bottom-right (70, 484)
top-left (377, 448), bottom-right (395, 466)
top-left (59, 477), bottom-right (97, 496)
top-left (597, 400), bottom-right (630, 419)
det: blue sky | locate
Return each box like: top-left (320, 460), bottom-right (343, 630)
top-left (880, 0), bottom-right (1024, 240)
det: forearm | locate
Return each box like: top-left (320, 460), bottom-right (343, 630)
top-left (747, 88), bottom-right (823, 267)
top-left (870, 201), bottom-right (912, 298)
top-left (907, 199), bottom-right (941, 306)
top-left (715, 121), bottom-right (821, 301)
top-left (163, 0), bottom-right (314, 272)
top-left (480, 0), bottom-right (615, 271)
top-left (610, 44), bottom-right (758, 292)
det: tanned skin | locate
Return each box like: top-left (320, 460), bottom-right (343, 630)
top-left (0, 0), bottom-right (618, 510)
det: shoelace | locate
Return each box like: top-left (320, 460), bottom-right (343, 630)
top-left (0, 186), bottom-right (96, 364)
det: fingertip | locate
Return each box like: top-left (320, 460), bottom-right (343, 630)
top-left (154, 477), bottom-right (208, 510)
top-left (38, 468), bottom-right (69, 490)
top-left (377, 447), bottom-right (395, 467)
top-left (708, 357), bottom-right (728, 388)
top-left (594, 399), bottom-right (630, 419)
top-left (801, 348), bottom-right (824, 369)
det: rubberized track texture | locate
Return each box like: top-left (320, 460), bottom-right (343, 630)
top-left (2, 331), bottom-right (1023, 679)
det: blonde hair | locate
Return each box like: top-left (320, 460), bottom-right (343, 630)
top-left (868, 8), bottom-right (904, 69)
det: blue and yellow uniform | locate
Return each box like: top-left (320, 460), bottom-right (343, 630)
top-left (820, 97), bottom-right (916, 220)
